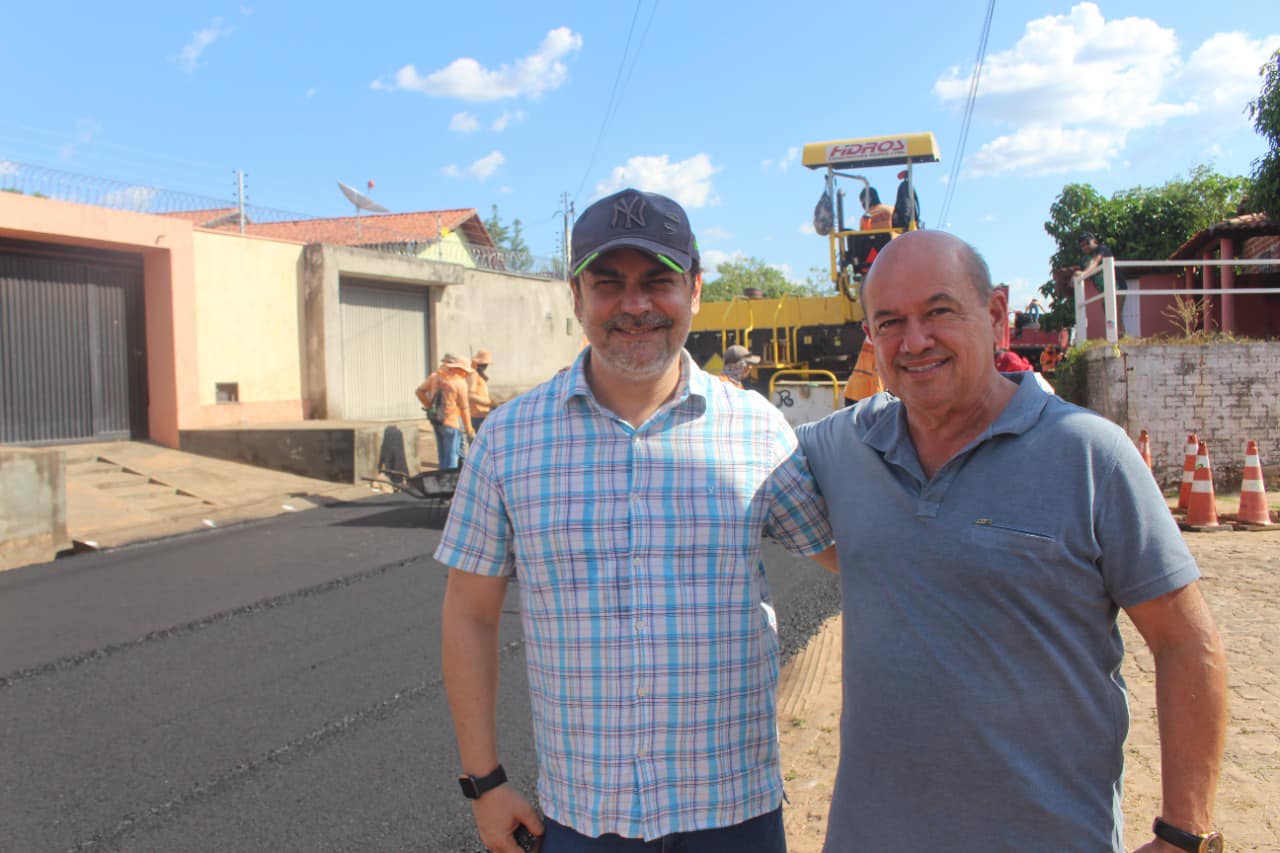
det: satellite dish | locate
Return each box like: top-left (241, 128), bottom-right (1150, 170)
top-left (338, 181), bottom-right (390, 213)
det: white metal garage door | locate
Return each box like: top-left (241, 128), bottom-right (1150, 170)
top-left (339, 281), bottom-right (429, 420)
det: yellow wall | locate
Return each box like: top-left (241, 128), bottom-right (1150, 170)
top-left (190, 230), bottom-right (306, 424)
top-left (416, 231), bottom-right (477, 267)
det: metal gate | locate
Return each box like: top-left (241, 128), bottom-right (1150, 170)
top-left (339, 280), bottom-right (430, 420)
top-left (0, 241), bottom-right (147, 444)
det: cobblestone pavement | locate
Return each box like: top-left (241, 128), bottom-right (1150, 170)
top-left (778, 529), bottom-right (1280, 852)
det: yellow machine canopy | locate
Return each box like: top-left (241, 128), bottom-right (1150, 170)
top-left (802, 132), bottom-right (941, 170)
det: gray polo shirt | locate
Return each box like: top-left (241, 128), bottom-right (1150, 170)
top-left (797, 373), bottom-right (1199, 852)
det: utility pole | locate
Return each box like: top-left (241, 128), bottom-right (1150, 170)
top-left (559, 192), bottom-right (575, 277)
top-left (233, 169), bottom-right (247, 234)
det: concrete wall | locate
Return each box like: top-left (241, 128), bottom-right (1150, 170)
top-left (434, 266), bottom-right (582, 399)
top-left (0, 447), bottom-right (68, 570)
top-left (302, 244), bottom-right (580, 418)
top-left (0, 196), bottom-right (581, 446)
top-left (1081, 342), bottom-right (1280, 489)
top-left (179, 422), bottom-right (418, 484)
top-left (190, 230), bottom-right (307, 425)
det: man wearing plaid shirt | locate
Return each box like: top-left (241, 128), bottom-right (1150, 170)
top-left (439, 188), bottom-right (835, 852)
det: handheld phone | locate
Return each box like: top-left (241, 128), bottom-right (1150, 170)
top-left (513, 825), bottom-right (539, 852)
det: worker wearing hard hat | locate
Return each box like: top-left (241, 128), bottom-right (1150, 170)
top-left (468, 349), bottom-right (495, 432)
top-left (720, 344), bottom-right (760, 389)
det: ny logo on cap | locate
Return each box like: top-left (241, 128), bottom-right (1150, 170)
top-left (611, 194), bottom-right (647, 230)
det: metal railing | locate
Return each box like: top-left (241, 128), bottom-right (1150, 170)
top-left (0, 159), bottom-right (561, 279)
top-left (767, 368), bottom-right (841, 410)
top-left (1077, 257), bottom-right (1280, 343)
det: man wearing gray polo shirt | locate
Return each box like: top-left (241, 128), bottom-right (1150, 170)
top-left (798, 231), bottom-right (1227, 852)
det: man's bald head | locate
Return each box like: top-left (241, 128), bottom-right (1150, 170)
top-left (859, 231), bottom-right (993, 313)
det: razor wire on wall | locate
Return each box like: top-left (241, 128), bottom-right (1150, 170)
top-left (0, 159), bottom-right (559, 279)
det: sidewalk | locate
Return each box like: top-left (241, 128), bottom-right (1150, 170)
top-left (776, 529), bottom-right (1280, 851)
top-left (58, 441), bottom-right (377, 552)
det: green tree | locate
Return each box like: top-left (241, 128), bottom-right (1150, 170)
top-left (1037, 166), bottom-right (1250, 329)
top-left (803, 264), bottom-right (838, 294)
top-left (482, 204), bottom-right (510, 248)
top-left (1245, 49), bottom-right (1280, 217)
top-left (507, 217), bottom-right (532, 272)
top-left (482, 204), bottom-right (533, 271)
top-left (700, 256), bottom-right (818, 302)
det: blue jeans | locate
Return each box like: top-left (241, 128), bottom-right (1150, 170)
top-left (432, 424), bottom-right (462, 470)
top-left (541, 807), bottom-right (785, 852)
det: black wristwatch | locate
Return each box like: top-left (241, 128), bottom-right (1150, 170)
top-left (1153, 817), bottom-right (1224, 853)
top-left (458, 764), bottom-right (508, 800)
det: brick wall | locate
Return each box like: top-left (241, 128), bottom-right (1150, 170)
top-left (1081, 343), bottom-right (1280, 491)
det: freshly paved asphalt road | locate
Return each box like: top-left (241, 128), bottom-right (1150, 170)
top-left (0, 494), bottom-right (839, 852)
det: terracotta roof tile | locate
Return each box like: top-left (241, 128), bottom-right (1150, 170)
top-left (1170, 212), bottom-right (1279, 259)
top-left (162, 208), bottom-right (239, 224)
top-left (246, 209), bottom-right (491, 248)
top-left (166, 207), bottom-right (496, 249)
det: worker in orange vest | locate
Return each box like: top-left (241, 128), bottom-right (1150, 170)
top-left (468, 349), bottom-right (495, 432)
top-left (842, 338), bottom-right (883, 407)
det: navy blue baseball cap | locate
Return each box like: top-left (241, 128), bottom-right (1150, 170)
top-left (571, 188), bottom-right (699, 277)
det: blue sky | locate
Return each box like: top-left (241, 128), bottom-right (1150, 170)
top-left (2, 2), bottom-right (1277, 310)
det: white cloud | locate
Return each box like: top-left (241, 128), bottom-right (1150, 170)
top-left (499, 186), bottom-right (513, 194)
top-left (376, 27), bottom-right (582, 101)
top-left (450, 112), bottom-right (480, 133)
top-left (0, 159), bottom-right (18, 177)
top-left (492, 109), bottom-right (526, 131)
top-left (701, 248), bottom-right (746, 274)
top-left (1175, 32), bottom-right (1280, 115)
top-left (172, 17), bottom-right (233, 74)
top-left (701, 226), bottom-right (731, 242)
top-left (59, 118), bottom-right (102, 161)
top-left (761, 146), bottom-right (800, 172)
top-left (1004, 277), bottom-right (1041, 313)
top-left (442, 150), bottom-right (505, 181)
top-left (593, 153), bottom-right (720, 209)
top-left (771, 262), bottom-right (799, 284)
top-left (100, 185), bottom-right (157, 211)
top-left (965, 125), bottom-right (1120, 176)
top-left (933, 3), bottom-right (1278, 176)
top-left (799, 221), bottom-right (815, 236)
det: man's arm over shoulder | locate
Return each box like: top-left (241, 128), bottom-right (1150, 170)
top-left (761, 410), bottom-right (833, 557)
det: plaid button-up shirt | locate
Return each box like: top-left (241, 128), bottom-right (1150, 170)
top-left (435, 350), bottom-right (832, 840)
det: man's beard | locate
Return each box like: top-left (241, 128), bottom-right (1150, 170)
top-left (595, 312), bottom-right (679, 379)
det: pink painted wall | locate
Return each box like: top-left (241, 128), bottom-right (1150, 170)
top-left (0, 193), bottom-right (198, 448)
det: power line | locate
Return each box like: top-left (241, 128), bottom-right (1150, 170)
top-left (606, 0), bottom-right (660, 146)
top-left (936, 0), bottom-right (996, 228)
top-left (572, 0), bottom-right (648, 204)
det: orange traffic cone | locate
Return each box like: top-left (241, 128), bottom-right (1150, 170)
top-left (1237, 440), bottom-right (1272, 526)
top-left (1137, 429), bottom-right (1153, 471)
top-left (1176, 432), bottom-right (1198, 511)
top-left (1183, 441), bottom-right (1220, 528)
